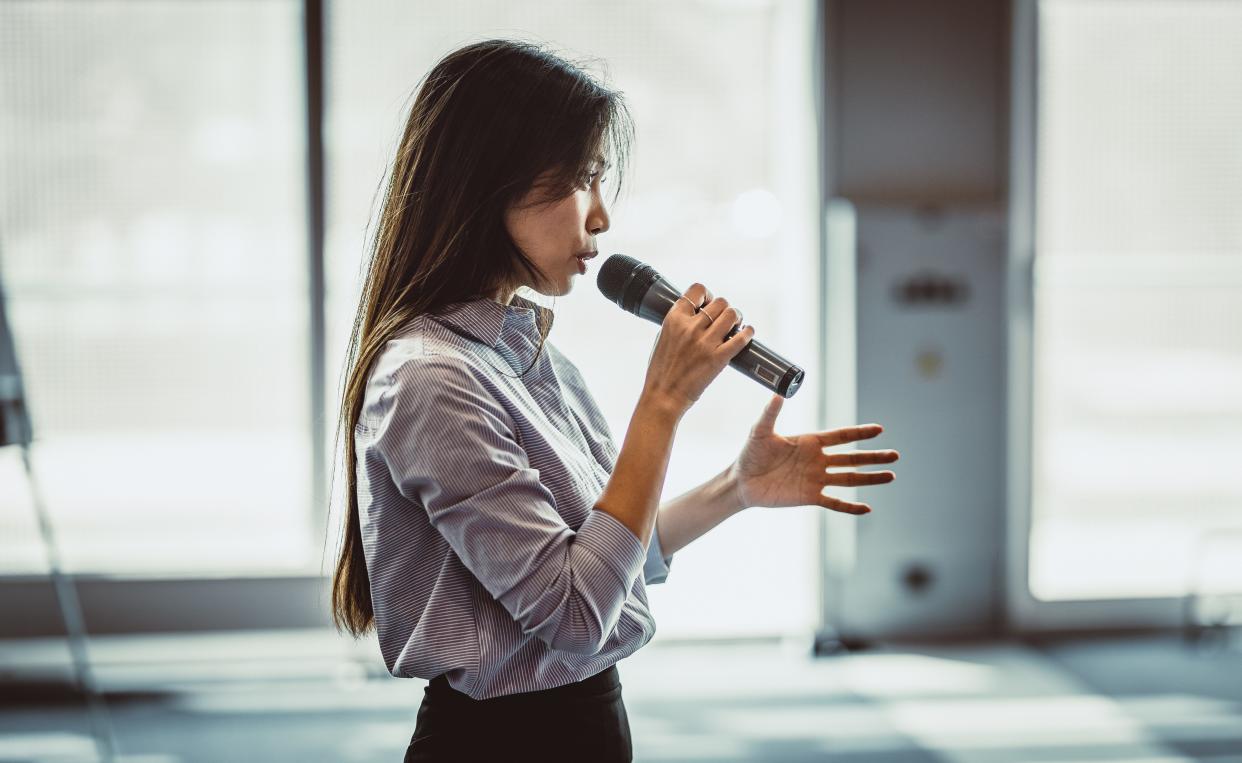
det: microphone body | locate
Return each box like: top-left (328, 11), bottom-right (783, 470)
top-left (597, 255), bottom-right (805, 398)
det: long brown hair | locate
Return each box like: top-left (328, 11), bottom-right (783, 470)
top-left (330, 39), bottom-right (633, 637)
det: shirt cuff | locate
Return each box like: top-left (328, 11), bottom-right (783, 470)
top-left (574, 509), bottom-right (647, 588)
top-left (642, 523), bottom-right (674, 585)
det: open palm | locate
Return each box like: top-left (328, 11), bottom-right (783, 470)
top-left (727, 395), bottom-right (899, 515)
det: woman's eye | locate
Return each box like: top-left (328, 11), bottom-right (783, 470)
top-left (578, 169), bottom-right (608, 191)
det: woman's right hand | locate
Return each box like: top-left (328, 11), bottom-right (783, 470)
top-left (641, 282), bottom-right (755, 417)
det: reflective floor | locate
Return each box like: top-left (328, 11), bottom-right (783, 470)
top-left (1, 631), bottom-right (1240, 762)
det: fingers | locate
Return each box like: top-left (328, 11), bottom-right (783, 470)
top-left (674, 293), bottom-right (701, 317)
top-left (700, 296), bottom-right (734, 323)
top-left (691, 295), bottom-right (741, 339)
top-left (815, 493), bottom-right (871, 515)
top-left (718, 323), bottom-right (755, 358)
top-left (824, 449), bottom-right (900, 467)
top-left (679, 283), bottom-right (714, 313)
top-left (816, 424), bottom-right (884, 448)
top-left (677, 287), bottom-right (749, 347)
top-left (751, 394), bottom-right (783, 436)
top-left (812, 426), bottom-right (896, 517)
top-left (823, 469), bottom-right (896, 487)
top-left (678, 284), bottom-right (729, 324)
top-left (705, 304), bottom-right (744, 343)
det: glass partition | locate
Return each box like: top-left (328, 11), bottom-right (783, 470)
top-left (0, 0), bottom-right (314, 574)
top-left (1030, 0), bottom-right (1242, 601)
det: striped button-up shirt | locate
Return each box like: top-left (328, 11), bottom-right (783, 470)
top-left (355, 293), bottom-right (673, 700)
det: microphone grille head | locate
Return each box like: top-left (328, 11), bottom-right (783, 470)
top-left (596, 253), bottom-right (642, 304)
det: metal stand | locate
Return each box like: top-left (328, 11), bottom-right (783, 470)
top-left (4, 242), bottom-right (116, 760)
top-left (19, 443), bottom-right (119, 762)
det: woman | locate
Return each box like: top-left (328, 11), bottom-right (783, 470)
top-left (330, 39), bottom-right (899, 762)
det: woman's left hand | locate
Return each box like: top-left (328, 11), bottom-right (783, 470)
top-left (727, 395), bottom-right (899, 515)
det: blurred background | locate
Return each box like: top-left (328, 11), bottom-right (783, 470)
top-left (1, 0), bottom-right (1240, 761)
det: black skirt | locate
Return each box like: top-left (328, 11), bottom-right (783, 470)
top-left (403, 665), bottom-right (632, 763)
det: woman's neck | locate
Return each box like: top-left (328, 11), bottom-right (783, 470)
top-left (490, 282), bottom-right (519, 305)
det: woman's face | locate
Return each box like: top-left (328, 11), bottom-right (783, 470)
top-left (502, 157), bottom-right (611, 300)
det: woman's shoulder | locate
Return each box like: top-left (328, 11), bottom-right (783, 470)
top-left (357, 327), bottom-right (517, 441)
top-left (365, 316), bottom-right (499, 399)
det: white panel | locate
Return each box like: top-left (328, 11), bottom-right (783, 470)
top-left (834, 204), bottom-right (1006, 640)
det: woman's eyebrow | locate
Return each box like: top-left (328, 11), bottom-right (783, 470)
top-left (592, 155), bottom-right (611, 170)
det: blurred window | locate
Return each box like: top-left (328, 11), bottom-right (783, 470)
top-left (0, 0), bottom-right (314, 574)
top-left (1031, 0), bottom-right (1242, 600)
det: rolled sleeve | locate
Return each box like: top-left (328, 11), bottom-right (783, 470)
top-left (574, 507), bottom-right (647, 585)
top-left (372, 355), bottom-right (646, 656)
top-left (643, 524), bottom-right (675, 585)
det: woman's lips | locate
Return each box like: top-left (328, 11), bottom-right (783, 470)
top-left (574, 251), bottom-right (597, 274)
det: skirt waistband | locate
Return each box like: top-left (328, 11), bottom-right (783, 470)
top-left (427, 665), bottom-right (620, 705)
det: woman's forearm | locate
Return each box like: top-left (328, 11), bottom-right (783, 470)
top-left (593, 390), bottom-right (684, 547)
top-left (653, 465), bottom-right (747, 557)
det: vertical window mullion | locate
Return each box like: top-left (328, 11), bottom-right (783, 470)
top-left (303, 0), bottom-right (327, 541)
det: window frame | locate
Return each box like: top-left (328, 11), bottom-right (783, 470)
top-left (1004, 0), bottom-right (1186, 633)
top-left (0, 0), bottom-right (330, 638)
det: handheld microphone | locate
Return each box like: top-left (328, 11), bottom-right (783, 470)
top-left (596, 254), bottom-right (805, 398)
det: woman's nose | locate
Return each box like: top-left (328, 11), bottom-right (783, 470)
top-left (589, 201), bottom-right (610, 235)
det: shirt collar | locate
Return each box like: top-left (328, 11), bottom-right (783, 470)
top-left (428, 293), bottom-right (554, 370)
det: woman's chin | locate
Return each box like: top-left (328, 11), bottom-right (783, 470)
top-left (528, 280), bottom-right (574, 298)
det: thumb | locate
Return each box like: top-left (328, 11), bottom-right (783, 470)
top-left (752, 394), bottom-right (783, 436)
